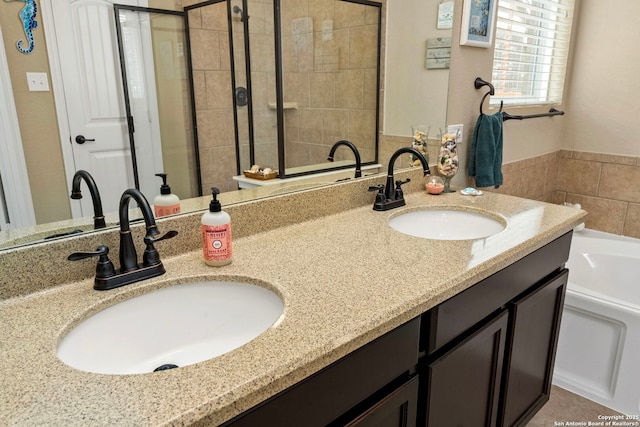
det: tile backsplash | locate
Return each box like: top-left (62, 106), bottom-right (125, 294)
top-left (480, 150), bottom-right (640, 238)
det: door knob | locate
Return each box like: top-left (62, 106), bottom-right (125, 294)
top-left (75, 135), bottom-right (95, 144)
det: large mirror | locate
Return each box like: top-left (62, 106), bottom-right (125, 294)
top-left (0, 0), bottom-right (451, 250)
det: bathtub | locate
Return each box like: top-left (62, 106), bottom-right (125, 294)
top-left (553, 229), bottom-right (640, 415)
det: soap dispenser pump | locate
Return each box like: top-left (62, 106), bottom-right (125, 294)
top-left (153, 173), bottom-right (180, 217)
top-left (201, 187), bottom-right (232, 266)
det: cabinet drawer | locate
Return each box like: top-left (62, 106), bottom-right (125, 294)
top-left (422, 231), bottom-right (572, 355)
top-left (223, 317), bottom-right (420, 427)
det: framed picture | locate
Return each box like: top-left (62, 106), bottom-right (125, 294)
top-left (460, 0), bottom-right (498, 48)
top-left (437, 1), bottom-right (454, 30)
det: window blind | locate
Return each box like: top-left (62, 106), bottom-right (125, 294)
top-left (491, 0), bottom-right (575, 106)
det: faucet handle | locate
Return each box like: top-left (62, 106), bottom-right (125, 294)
top-left (144, 230), bottom-right (178, 245)
top-left (368, 184), bottom-right (387, 210)
top-left (368, 184), bottom-right (386, 200)
top-left (68, 245), bottom-right (116, 279)
top-left (143, 230), bottom-right (178, 267)
top-left (394, 178), bottom-right (411, 200)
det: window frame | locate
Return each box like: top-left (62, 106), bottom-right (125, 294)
top-left (490, 0), bottom-right (575, 108)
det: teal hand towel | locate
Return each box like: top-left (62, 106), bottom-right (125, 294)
top-left (468, 112), bottom-right (503, 188)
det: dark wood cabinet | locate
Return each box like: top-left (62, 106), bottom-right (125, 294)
top-left (500, 269), bottom-right (568, 427)
top-left (422, 232), bottom-right (573, 357)
top-left (424, 310), bottom-right (509, 427)
top-left (344, 376), bottom-right (419, 427)
top-left (420, 232), bottom-right (571, 427)
top-left (222, 318), bottom-right (421, 427)
top-left (220, 232), bottom-right (572, 427)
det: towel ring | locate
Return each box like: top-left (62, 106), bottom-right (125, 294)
top-left (474, 77), bottom-right (503, 114)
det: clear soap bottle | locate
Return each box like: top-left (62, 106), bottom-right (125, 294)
top-left (153, 173), bottom-right (180, 217)
top-left (201, 187), bottom-right (232, 266)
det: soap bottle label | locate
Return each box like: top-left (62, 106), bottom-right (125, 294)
top-left (154, 203), bottom-right (181, 218)
top-left (201, 223), bottom-right (232, 262)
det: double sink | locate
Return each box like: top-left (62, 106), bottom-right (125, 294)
top-left (56, 207), bottom-right (505, 376)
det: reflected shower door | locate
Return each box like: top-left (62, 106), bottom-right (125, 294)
top-left (116, 6), bottom-right (201, 201)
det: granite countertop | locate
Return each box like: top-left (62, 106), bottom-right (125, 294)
top-left (0, 189), bottom-right (586, 426)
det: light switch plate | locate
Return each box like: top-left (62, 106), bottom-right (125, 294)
top-left (447, 124), bottom-right (463, 142)
top-left (26, 72), bottom-right (50, 92)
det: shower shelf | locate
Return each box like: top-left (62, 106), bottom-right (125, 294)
top-left (268, 102), bottom-right (298, 110)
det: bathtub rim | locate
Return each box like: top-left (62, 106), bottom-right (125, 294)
top-left (568, 229), bottom-right (640, 312)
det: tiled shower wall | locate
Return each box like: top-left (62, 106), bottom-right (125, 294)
top-left (280, 0), bottom-right (378, 168)
top-left (484, 150), bottom-right (640, 239)
top-left (188, 0), bottom-right (379, 193)
top-left (188, 3), bottom-right (237, 193)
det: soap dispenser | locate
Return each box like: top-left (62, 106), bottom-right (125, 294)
top-left (153, 173), bottom-right (180, 217)
top-left (201, 187), bottom-right (232, 266)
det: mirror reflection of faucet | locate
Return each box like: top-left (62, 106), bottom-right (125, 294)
top-left (68, 188), bottom-right (178, 290)
top-left (368, 147), bottom-right (430, 211)
top-left (70, 170), bottom-right (106, 230)
top-left (327, 140), bottom-right (362, 179)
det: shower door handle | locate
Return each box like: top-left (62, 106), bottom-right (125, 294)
top-left (75, 135), bottom-right (95, 145)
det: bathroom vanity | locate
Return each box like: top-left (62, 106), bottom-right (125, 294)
top-left (0, 171), bottom-right (586, 426)
top-left (222, 232), bottom-right (571, 427)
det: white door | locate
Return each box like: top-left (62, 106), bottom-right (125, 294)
top-left (46, 0), bottom-right (160, 216)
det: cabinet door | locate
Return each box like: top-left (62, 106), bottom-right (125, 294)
top-left (344, 376), bottom-right (419, 427)
top-left (223, 318), bottom-right (420, 427)
top-left (422, 232), bottom-right (572, 356)
top-left (500, 269), bottom-right (568, 427)
top-left (425, 310), bottom-right (509, 427)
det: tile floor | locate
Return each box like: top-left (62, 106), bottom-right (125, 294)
top-left (527, 386), bottom-right (622, 426)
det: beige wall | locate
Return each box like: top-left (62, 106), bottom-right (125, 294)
top-left (1, 1), bottom-right (70, 224)
top-left (384, 0), bottom-right (450, 136)
top-left (564, 1), bottom-right (640, 156)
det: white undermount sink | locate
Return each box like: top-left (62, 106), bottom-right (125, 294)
top-left (388, 208), bottom-right (505, 240)
top-left (56, 280), bottom-right (284, 375)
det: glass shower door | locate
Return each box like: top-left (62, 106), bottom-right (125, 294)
top-left (116, 5), bottom-right (201, 201)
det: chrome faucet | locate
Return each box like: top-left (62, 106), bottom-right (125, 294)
top-left (68, 188), bottom-right (177, 290)
top-left (368, 147), bottom-right (430, 211)
top-left (70, 170), bottom-right (106, 229)
top-left (327, 140), bottom-right (362, 179)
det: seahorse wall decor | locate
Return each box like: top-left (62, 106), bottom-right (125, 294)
top-left (5, 0), bottom-right (38, 54)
